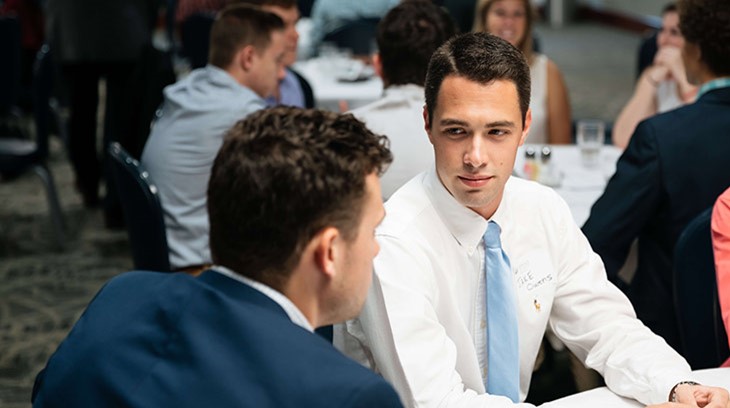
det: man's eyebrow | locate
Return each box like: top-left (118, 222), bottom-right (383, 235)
top-left (484, 120), bottom-right (516, 128)
top-left (438, 119), bottom-right (517, 128)
top-left (438, 118), bottom-right (469, 126)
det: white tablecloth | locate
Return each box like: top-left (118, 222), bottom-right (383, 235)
top-left (514, 144), bottom-right (622, 226)
top-left (292, 58), bottom-right (383, 112)
top-left (542, 368), bottom-right (730, 407)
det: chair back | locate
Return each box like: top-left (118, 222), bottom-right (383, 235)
top-left (108, 142), bottom-right (171, 272)
top-left (33, 45), bottom-right (53, 159)
top-left (180, 13), bottom-right (215, 69)
top-left (0, 16), bottom-right (21, 112)
top-left (673, 207), bottom-right (730, 368)
top-left (322, 17), bottom-right (380, 56)
top-left (289, 68), bottom-right (315, 108)
top-left (637, 31), bottom-right (658, 78)
top-left (0, 44), bottom-right (52, 175)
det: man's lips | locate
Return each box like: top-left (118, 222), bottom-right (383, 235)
top-left (458, 174), bottom-right (494, 188)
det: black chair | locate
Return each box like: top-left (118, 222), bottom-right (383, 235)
top-left (108, 142), bottom-right (171, 272)
top-left (0, 16), bottom-right (21, 113)
top-left (322, 17), bottom-right (381, 57)
top-left (0, 45), bottom-right (66, 247)
top-left (673, 207), bottom-right (730, 369)
top-left (637, 31), bottom-right (658, 78)
top-left (180, 12), bottom-right (215, 69)
top-left (289, 68), bottom-right (315, 109)
top-left (298, 0), bottom-right (315, 18)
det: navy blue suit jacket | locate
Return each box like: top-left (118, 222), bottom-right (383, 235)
top-left (583, 87), bottom-right (730, 352)
top-left (32, 270), bottom-right (403, 408)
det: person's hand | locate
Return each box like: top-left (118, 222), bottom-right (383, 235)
top-left (648, 45), bottom-right (697, 100)
top-left (647, 384), bottom-right (730, 408)
top-left (653, 46), bottom-right (685, 83)
top-left (677, 384), bottom-right (729, 408)
top-left (644, 64), bottom-right (671, 86)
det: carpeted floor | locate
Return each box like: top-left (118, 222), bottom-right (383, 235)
top-left (0, 137), bottom-right (132, 407)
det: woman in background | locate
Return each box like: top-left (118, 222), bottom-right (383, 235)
top-left (612, 3), bottom-right (697, 149)
top-left (474, 0), bottom-right (572, 144)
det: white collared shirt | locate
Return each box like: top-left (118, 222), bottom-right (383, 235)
top-left (349, 84), bottom-right (434, 199)
top-left (336, 168), bottom-right (692, 407)
top-left (213, 266), bottom-right (313, 332)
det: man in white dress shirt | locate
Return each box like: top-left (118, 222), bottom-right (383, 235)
top-left (335, 32), bottom-right (730, 407)
top-left (350, 0), bottom-right (456, 199)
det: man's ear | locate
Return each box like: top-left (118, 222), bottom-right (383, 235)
top-left (237, 45), bottom-right (257, 71)
top-left (423, 106), bottom-right (434, 144)
top-left (313, 227), bottom-right (340, 280)
top-left (372, 53), bottom-right (383, 79)
top-left (519, 108), bottom-right (532, 146)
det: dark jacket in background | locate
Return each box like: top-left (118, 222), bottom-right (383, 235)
top-left (46, 0), bottom-right (157, 63)
top-left (583, 87), bottom-right (730, 353)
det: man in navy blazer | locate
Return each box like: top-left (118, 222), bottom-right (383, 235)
top-left (31, 106), bottom-right (403, 407)
top-left (583, 0), bottom-right (730, 354)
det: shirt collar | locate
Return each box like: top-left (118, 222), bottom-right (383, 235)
top-left (382, 83), bottom-right (425, 100)
top-left (697, 77), bottom-right (730, 100)
top-left (423, 168), bottom-right (511, 252)
top-left (203, 64), bottom-right (256, 93)
top-left (211, 265), bottom-right (314, 332)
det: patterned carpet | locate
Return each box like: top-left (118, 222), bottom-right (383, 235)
top-left (0, 137), bottom-right (132, 407)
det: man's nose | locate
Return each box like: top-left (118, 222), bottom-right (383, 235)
top-left (464, 136), bottom-right (487, 168)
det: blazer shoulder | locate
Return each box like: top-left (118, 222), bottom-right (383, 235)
top-left (346, 376), bottom-right (404, 408)
top-left (287, 337), bottom-right (402, 407)
top-left (317, 353), bottom-right (403, 408)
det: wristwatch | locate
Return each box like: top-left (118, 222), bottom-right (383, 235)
top-left (669, 381), bottom-right (701, 402)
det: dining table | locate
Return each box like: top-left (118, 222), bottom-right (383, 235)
top-left (514, 144), bottom-right (623, 226)
top-left (542, 367), bottom-right (730, 407)
top-left (292, 57), bottom-right (383, 112)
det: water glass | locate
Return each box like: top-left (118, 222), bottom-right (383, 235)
top-left (576, 120), bottom-right (605, 167)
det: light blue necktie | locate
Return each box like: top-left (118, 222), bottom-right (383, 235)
top-left (484, 221), bottom-right (520, 402)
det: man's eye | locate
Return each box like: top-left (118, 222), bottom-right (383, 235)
top-left (444, 128), bottom-right (466, 137)
top-left (489, 129), bottom-right (509, 137)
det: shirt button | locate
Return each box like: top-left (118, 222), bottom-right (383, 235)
top-left (481, 319), bottom-right (486, 328)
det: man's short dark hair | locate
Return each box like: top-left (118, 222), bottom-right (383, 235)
top-left (376, 0), bottom-right (457, 87)
top-left (208, 107), bottom-right (392, 291)
top-left (679, 0), bottom-right (730, 76)
top-left (662, 2), bottom-right (677, 14)
top-left (208, 4), bottom-right (285, 68)
top-left (424, 32), bottom-right (530, 126)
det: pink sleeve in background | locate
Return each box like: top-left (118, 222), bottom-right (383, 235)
top-left (711, 187), bottom-right (730, 354)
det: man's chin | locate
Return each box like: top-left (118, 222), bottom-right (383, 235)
top-left (455, 190), bottom-right (496, 212)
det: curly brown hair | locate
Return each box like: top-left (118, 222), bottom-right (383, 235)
top-left (207, 107), bottom-right (392, 290)
top-left (679, 0), bottom-right (730, 76)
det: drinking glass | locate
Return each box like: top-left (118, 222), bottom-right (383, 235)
top-left (576, 120), bottom-right (605, 167)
